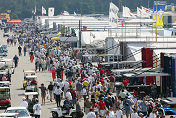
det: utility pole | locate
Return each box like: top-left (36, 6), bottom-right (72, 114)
top-left (119, 0), bottom-right (121, 11)
top-left (79, 0), bottom-right (82, 48)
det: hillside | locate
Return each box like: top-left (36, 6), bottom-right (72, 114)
top-left (0, 0), bottom-right (175, 19)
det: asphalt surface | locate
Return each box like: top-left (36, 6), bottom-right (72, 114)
top-left (0, 30), bottom-right (61, 118)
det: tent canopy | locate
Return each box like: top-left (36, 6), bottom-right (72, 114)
top-left (7, 19), bottom-right (21, 23)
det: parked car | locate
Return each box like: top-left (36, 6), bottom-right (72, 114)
top-left (5, 107), bottom-right (31, 118)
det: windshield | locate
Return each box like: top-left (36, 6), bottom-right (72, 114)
top-left (6, 109), bottom-right (29, 117)
top-left (0, 90), bottom-right (10, 100)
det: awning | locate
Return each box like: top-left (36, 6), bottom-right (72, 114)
top-left (123, 72), bottom-right (170, 77)
top-left (100, 60), bottom-right (142, 65)
top-left (112, 68), bottom-right (163, 73)
top-left (51, 37), bottom-right (60, 41)
top-left (82, 54), bottom-right (116, 57)
top-left (7, 19), bottom-right (21, 23)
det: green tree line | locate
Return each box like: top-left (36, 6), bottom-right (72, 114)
top-left (0, 0), bottom-right (175, 19)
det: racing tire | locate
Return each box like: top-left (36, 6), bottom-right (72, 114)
top-left (52, 112), bottom-right (58, 118)
top-left (71, 113), bottom-right (77, 118)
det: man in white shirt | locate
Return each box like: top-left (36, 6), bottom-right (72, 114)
top-left (116, 106), bottom-right (123, 118)
top-left (33, 99), bottom-right (41, 118)
top-left (64, 80), bottom-right (69, 98)
top-left (65, 90), bottom-right (72, 101)
top-left (20, 97), bottom-right (28, 108)
top-left (87, 108), bottom-right (96, 118)
top-left (54, 86), bottom-right (63, 107)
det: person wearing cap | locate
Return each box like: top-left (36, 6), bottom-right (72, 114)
top-left (87, 107), bottom-right (96, 118)
top-left (98, 97), bottom-right (106, 117)
top-left (20, 97), bottom-right (28, 108)
top-left (84, 96), bottom-right (92, 114)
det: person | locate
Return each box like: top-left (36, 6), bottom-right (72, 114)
top-left (131, 109), bottom-right (139, 118)
top-left (87, 108), bottom-right (96, 118)
top-left (23, 45), bottom-right (27, 56)
top-left (54, 86), bottom-right (62, 107)
top-left (39, 83), bottom-right (47, 104)
top-left (30, 50), bottom-right (34, 62)
top-left (84, 97), bottom-right (92, 114)
top-left (115, 106), bottom-right (123, 118)
top-left (76, 99), bottom-right (83, 118)
top-left (149, 109), bottom-right (157, 118)
top-left (139, 97), bottom-right (147, 116)
top-left (2, 75), bottom-right (7, 81)
top-left (109, 107), bottom-right (114, 118)
top-left (13, 55), bottom-right (19, 68)
top-left (98, 97), bottom-right (106, 117)
top-left (18, 45), bottom-right (22, 56)
top-left (31, 78), bottom-right (37, 85)
top-left (20, 97), bottom-right (28, 108)
top-left (123, 96), bottom-right (133, 118)
top-left (76, 80), bottom-right (82, 99)
top-left (48, 82), bottom-right (54, 102)
top-left (33, 99), bottom-right (41, 118)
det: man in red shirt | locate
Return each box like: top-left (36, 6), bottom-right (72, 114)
top-left (98, 97), bottom-right (106, 117)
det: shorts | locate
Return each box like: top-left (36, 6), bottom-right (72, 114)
top-left (49, 91), bottom-right (52, 95)
top-left (99, 110), bottom-right (105, 116)
top-left (41, 93), bottom-right (46, 98)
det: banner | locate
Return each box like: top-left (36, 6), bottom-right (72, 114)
top-left (153, 10), bottom-right (164, 27)
top-left (48, 8), bottom-right (54, 16)
top-left (109, 2), bottom-right (119, 27)
top-left (42, 6), bottom-right (46, 16)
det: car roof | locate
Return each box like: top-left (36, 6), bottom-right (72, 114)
top-left (24, 70), bottom-right (35, 73)
top-left (0, 113), bottom-right (18, 117)
top-left (0, 87), bottom-right (10, 89)
top-left (26, 75), bottom-right (37, 78)
top-left (7, 107), bottom-right (27, 110)
top-left (0, 81), bottom-right (10, 84)
top-left (24, 92), bottom-right (38, 96)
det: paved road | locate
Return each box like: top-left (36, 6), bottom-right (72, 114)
top-left (0, 30), bottom-right (55, 117)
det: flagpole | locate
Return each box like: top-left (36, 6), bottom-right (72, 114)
top-left (156, 0), bottom-right (158, 42)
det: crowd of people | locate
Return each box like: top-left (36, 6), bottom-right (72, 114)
top-left (5, 22), bottom-right (168, 118)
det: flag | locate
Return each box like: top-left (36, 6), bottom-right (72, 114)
top-left (61, 11), bottom-right (69, 15)
top-left (137, 7), bottom-right (143, 17)
top-left (74, 12), bottom-right (77, 16)
top-left (171, 6), bottom-right (175, 12)
top-left (34, 5), bottom-right (36, 15)
top-left (109, 2), bottom-right (119, 27)
top-left (42, 6), bottom-right (46, 16)
top-left (48, 8), bottom-right (54, 16)
top-left (141, 6), bottom-right (153, 17)
top-left (122, 6), bottom-right (136, 18)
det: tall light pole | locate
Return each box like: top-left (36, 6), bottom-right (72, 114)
top-left (79, 0), bottom-right (82, 48)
